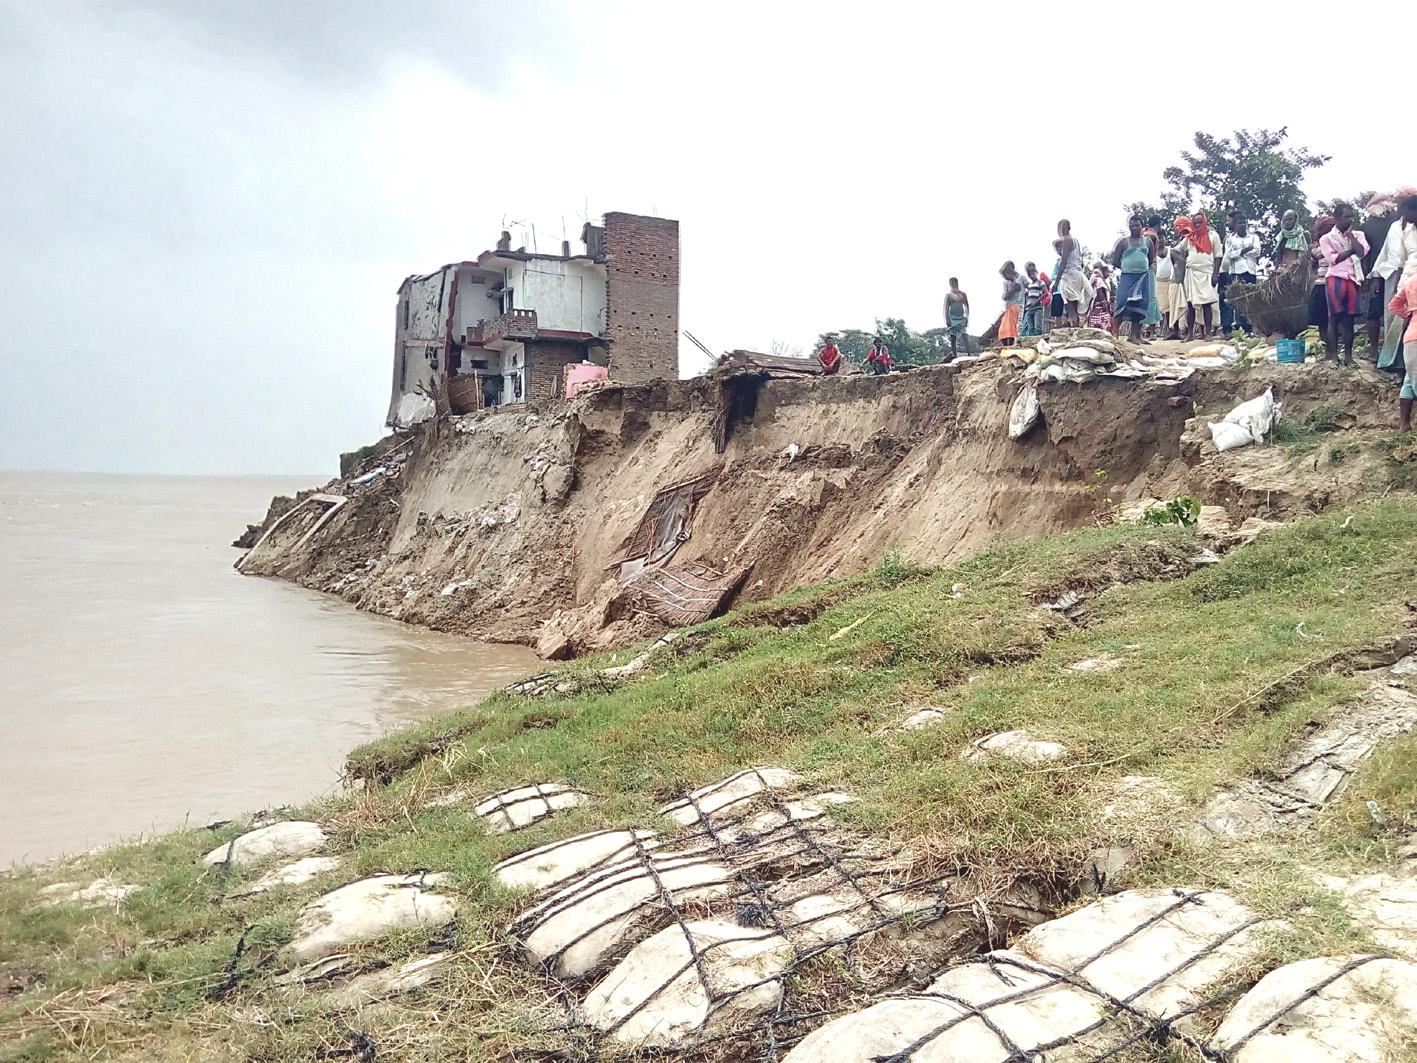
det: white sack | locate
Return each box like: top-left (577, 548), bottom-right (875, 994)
top-left (1224, 387), bottom-right (1281, 443)
top-left (1209, 421), bottom-right (1255, 452)
top-left (1009, 383), bottom-right (1040, 440)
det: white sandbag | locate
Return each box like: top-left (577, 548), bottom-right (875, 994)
top-left (1040, 358), bottom-right (1100, 384)
top-left (1009, 383), bottom-right (1040, 440)
top-left (1224, 387), bottom-right (1281, 443)
top-left (1209, 421), bottom-right (1254, 452)
top-left (1054, 345), bottom-right (1116, 365)
top-left (1218, 345), bottom-right (1241, 363)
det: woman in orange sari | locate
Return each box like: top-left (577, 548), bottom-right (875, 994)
top-left (999, 261), bottom-right (1023, 346)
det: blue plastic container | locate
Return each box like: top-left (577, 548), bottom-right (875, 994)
top-left (1276, 339), bottom-right (1304, 364)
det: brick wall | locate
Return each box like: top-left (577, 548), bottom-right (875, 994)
top-left (526, 339), bottom-right (587, 402)
top-left (603, 212), bottom-right (679, 383)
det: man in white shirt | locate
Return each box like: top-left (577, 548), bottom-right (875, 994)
top-left (1219, 211), bottom-right (1262, 334)
top-left (1373, 192), bottom-right (1417, 364)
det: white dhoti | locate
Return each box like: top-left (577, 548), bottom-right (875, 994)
top-left (1059, 269), bottom-right (1090, 306)
top-left (1183, 251), bottom-right (1218, 307)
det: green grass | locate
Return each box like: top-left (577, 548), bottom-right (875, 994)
top-left (8, 500), bottom-right (1417, 1060)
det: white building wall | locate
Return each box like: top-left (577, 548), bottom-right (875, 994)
top-left (453, 267), bottom-right (500, 336)
top-left (517, 259), bottom-right (606, 334)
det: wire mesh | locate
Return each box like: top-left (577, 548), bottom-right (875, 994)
top-left (504, 783), bottom-right (1390, 1063)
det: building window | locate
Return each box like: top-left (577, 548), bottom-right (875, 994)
top-left (402, 297), bottom-right (410, 330)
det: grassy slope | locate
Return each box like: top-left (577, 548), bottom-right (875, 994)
top-left (6, 500), bottom-right (1417, 1061)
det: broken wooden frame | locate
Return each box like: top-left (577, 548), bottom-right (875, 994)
top-left (234, 493), bottom-right (347, 572)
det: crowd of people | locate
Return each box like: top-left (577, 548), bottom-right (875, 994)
top-left (970, 192), bottom-right (1417, 367)
top-left (815, 187), bottom-right (1417, 426)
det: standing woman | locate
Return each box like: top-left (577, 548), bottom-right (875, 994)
top-left (1176, 212), bottom-right (1222, 339)
top-left (999, 261), bottom-right (1024, 346)
top-left (1111, 215), bottom-right (1157, 343)
top-left (1142, 215), bottom-right (1164, 336)
top-left (1086, 264), bottom-right (1114, 332)
top-left (1307, 215), bottom-right (1336, 342)
top-left (1273, 209), bottom-right (1311, 268)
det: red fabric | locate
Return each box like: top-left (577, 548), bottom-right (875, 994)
top-left (1174, 215), bottom-right (1213, 255)
top-left (818, 344), bottom-right (842, 374)
top-left (1326, 276), bottom-right (1360, 317)
top-left (1315, 215), bottom-right (1336, 238)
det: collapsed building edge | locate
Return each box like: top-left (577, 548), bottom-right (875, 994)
top-left (237, 348), bottom-right (1402, 659)
top-left (388, 211), bottom-right (679, 426)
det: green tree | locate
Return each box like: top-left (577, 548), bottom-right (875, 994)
top-left (820, 321), bottom-right (950, 367)
top-left (1159, 128), bottom-right (1328, 249)
top-left (1123, 192), bottom-right (1190, 236)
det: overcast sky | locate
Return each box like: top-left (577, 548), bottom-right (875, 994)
top-left (1, 1), bottom-right (1408, 476)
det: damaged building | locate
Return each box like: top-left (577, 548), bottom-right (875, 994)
top-left (387, 211), bottom-right (679, 426)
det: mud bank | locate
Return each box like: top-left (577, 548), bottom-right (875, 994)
top-left (238, 359), bottom-right (1400, 655)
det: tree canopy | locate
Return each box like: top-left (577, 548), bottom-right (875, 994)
top-left (818, 319), bottom-right (975, 367)
top-left (1127, 127), bottom-right (1328, 250)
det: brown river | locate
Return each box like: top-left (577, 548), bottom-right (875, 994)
top-left (0, 473), bottom-right (541, 867)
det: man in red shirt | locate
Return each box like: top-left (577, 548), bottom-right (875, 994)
top-left (817, 339), bottom-right (844, 374)
top-left (866, 339), bottom-right (892, 374)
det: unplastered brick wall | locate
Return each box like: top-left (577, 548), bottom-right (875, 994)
top-left (603, 212), bottom-right (679, 383)
top-left (526, 340), bottom-right (587, 402)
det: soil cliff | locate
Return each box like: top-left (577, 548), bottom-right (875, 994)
top-left (236, 357), bottom-right (1403, 656)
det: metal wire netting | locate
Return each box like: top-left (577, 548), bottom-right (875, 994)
top-left (501, 769), bottom-right (1387, 1062)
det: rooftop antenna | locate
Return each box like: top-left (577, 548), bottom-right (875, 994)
top-left (531, 221), bottom-right (538, 254)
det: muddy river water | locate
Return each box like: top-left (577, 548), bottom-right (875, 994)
top-left (0, 473), bottom-right (541, 867)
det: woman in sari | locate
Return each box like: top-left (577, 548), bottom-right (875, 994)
top-left (1307, 215), bottom-right (1335, 335)
top-left (1086, 265), bottom-right (1114, 332)
top-left (998, 261), bottom-right (1024, 346)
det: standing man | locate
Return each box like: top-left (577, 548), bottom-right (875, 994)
top-left (1054, 219), bottom-right (1087, 327)
top-left (1363, 193), bottom-right (1401, 357)
top-left (1219, 211), bottom-right (1261, 334)
top-left (1374, 191), bottom-right (1417, 366)
top-left (943, 278), bottom-right (970, 358)
top-left (817, 336), bottom-right (844, 375)
top-left (1319, 202), bottom-right (1370, 365)
top-left (866, 337), bottom-right (892, 374)
top-left (1273, 209), bottom-right (1311, 268)
top-left (1111, 215), bottom-right (1156, 343)
top-left (1020, 262), bottom-right (1047, 337)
